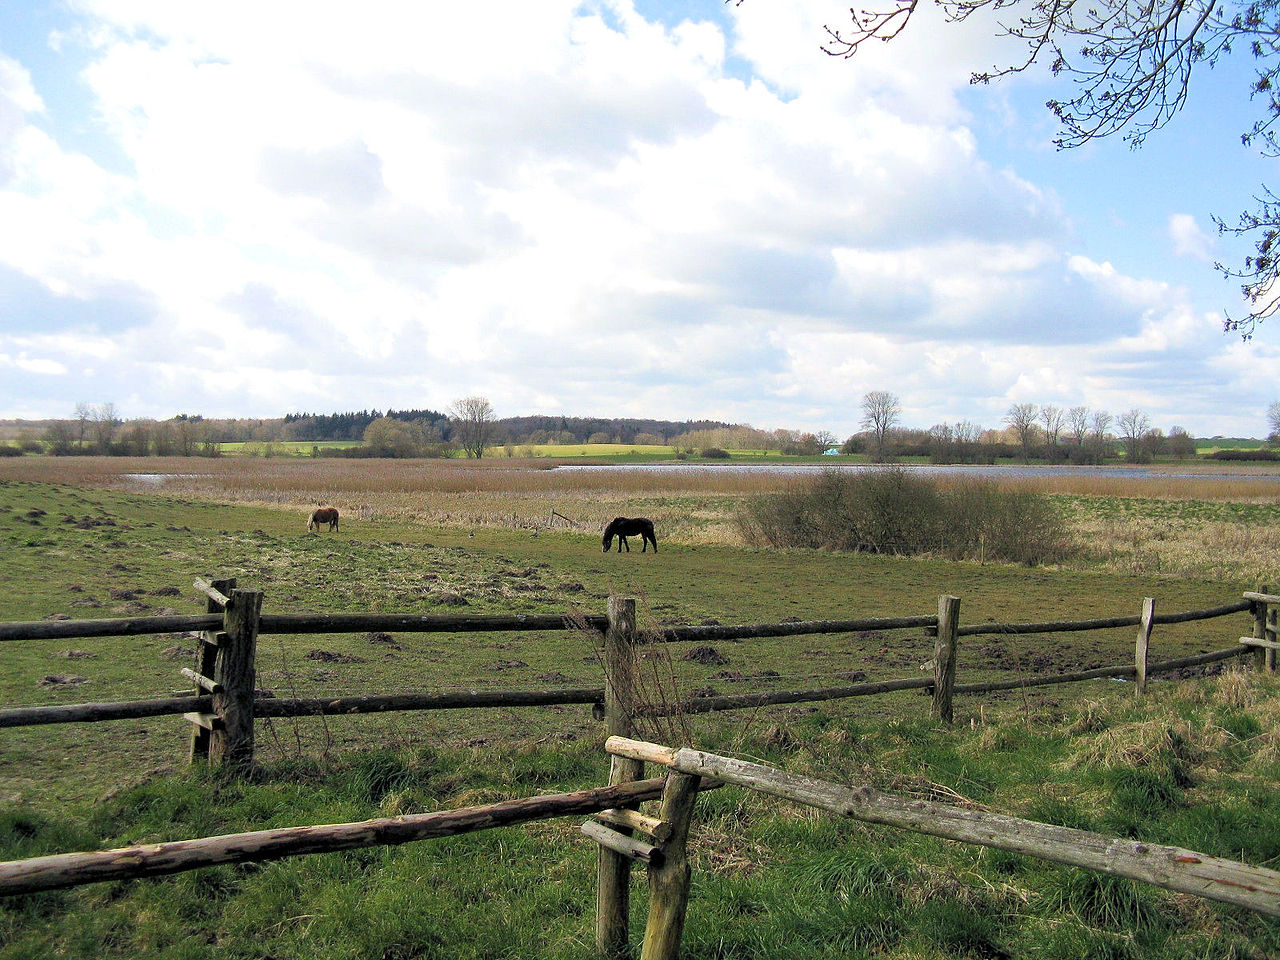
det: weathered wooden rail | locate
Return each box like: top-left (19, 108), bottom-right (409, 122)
top-left (0, 776), bottom-right (676, 898)
top-left (0, 578), bottom-right (1273, 775)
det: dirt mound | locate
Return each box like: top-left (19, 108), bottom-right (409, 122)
top-left (684, 646), bottom-right (730, 666)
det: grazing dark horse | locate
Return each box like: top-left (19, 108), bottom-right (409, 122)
top-left (307, 507), bottom-right (340, 533)
top-left (602, 517), bottom-right (657, 553)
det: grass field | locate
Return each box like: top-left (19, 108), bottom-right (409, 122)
top-left (2, 458), bottom-right (1280, 958)
top-left (218, 440), bottom-right (362, 456)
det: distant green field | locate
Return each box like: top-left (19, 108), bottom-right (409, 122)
top-left (1196, 438), bottom-right (1267, 454)
top-left (219, 440), bottom-right (361, 456)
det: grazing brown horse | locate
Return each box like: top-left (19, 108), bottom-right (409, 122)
top-left (602, 517), bottom-right (657, 553)
top-left (307, 507), bottom-right (340, 533)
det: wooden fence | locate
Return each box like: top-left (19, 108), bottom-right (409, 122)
top-left (0, 578), bottom-right (1274, 777)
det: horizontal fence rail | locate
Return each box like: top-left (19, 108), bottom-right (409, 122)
top-left (254, 688), bottom-right (604, 718)
top-left (643, 676), bottom-right (936, 718)
top-left (607, 736), bottom-right (1280, 919)
top-left (951, 646), bottom-right (1252, 696)
top-left (654, 615), bottom-right (938, 643)
top-left (0, 777), bottom-right (670, 898)
top-left (0, 696), bottom-right (213, 729)
top-left (257, 612), bottom-right (607, 635)
top-left (0, 601), bottom-right (1249, 647)
top-left (956, 599), bottom-right (1252, 637)
top-left (0, 614), bottom-right (223, 643)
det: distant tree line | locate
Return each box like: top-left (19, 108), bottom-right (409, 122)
top-left (839, 393), bottom-right (1201, 465)
top-left (7, 395), bottom-right (1267, 462)
top-left (283, 408), bottom-right (448, 442)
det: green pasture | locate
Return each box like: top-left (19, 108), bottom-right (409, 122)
top-left (2, 479), bottom-right (1279, 958)
top-left (219, 440), bottom-right (361, 456)
top-left (0, 478), bottom-right (1256, 800)
top-left (1196, 438), bottom-right (1268, 454)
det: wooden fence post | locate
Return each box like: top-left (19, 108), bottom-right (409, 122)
top-left (1252, 584), bottom-right (1269, 672)
top-left (190, 577), bottom-right (234, 763)
top-left (210, 587), bottom-right (262, 775)
top-left (932, 596), bottom-right (960, 724)
top-left (598, 597), bottom-right (642, 959)
top-left (1268, 606), bottom-right (1277, 673)
top-left (1135, 598), bottom-right (1155, 695)
top-left (640, 771), bottom-right (702, 960)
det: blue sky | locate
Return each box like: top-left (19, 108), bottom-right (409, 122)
top-left (1, 0), bottom-right (1278, 437)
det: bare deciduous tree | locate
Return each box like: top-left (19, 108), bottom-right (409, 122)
top-left (90, 402), bottom-right (120, 454)
top-left (860, 391), bottom-right (901, 461)
top-left (1068, 406), bottom-right (1090, 446)
top-left (73, 402), bottom-right (92, 449)
top-left (1117, 408), bottom-right (1153, 461)
top-left (1168, 425), bottom-right (1197, 458)
top-left (1005, 403), bottom-right (1039, 462)
top-left (449, 396), bottom-right (496, 459)
top-left (1039, 405), bottom-right (1064, 451)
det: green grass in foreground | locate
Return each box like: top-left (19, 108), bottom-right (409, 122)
top-left (3, 674), bottom-right (1280, 959)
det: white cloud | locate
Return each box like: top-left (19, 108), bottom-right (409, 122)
top-left (1169, 213), bottom-right (1216, 262)
top-left (0, 352), bottom-right (67, 375)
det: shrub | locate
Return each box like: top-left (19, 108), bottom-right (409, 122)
top-left (737, 468), bottom-right (1068, 564)
top-left (1208, 448), bottom-right (1279, 461)
top-left (700, 447), bottom-right (731, 459)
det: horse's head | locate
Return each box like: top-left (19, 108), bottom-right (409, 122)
top-left (602, 531), bottom-right (613, 552)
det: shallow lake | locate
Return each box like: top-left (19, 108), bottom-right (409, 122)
top-left (555, 462), bottom-right (1280, 482)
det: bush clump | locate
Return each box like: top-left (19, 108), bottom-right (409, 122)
top-left (738, 468), bottom-right (1068, 565)
top-left (1208, 448), bottom-right (1279, 461)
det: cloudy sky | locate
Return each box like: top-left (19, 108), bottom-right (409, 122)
top-left (1, 0), bottom-right (1277, 437)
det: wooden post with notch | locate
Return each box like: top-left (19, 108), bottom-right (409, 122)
top-left (932, 596), bottom-right (960, 724)
top-left (1135, 597), bottom-right (1155, 695)
top-left (639, 771), bottom-right (702, 960)
top-left (189, 577), bottom-right (234, 763)
top-left (597, 597), bottom-right (642, 959)
top-left (210, 587), bottom-right (262, 775)
top-left (1252, 584), bottom-right (1269, 672)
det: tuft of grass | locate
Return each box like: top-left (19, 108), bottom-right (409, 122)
top-left (1041, 868), bottom-right (1166, 932)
